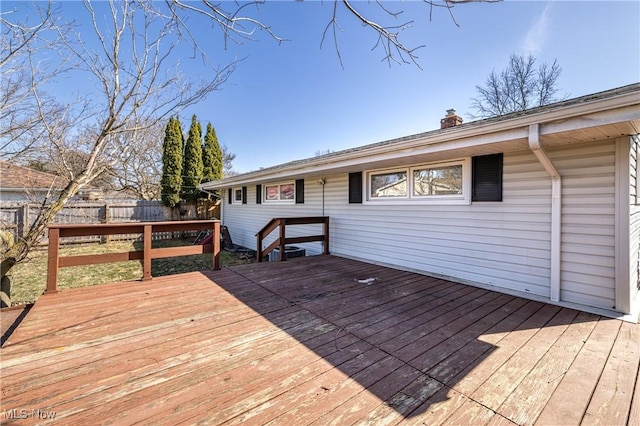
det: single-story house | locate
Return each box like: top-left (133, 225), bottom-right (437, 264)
top-left (201, 83), bottom-right (640, 321)
top-left (0, 161), bottom-right (101, 204)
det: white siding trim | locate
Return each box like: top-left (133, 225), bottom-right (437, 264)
top-left (631, 135), bottom-right (640, 318)
top-left (615, 137), bottom-right (632, 314)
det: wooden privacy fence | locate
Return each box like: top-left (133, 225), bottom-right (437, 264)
top-left (256, 216), bottom-right (330, 262)
top-left (46, 220), bottom-right (221, 293)
top-left (0, 200), bottom-right (221, 245)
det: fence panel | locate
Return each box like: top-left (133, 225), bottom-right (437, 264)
top-left (108, 202), bottom-right (172, 241)
top-left (0, 201), bottom-right (178, 246)
top-left (48, 203), bottom-right (105, 244)
top-left (0, 206), bottom-right (20, 242)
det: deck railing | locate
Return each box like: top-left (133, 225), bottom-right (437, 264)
top-left (46, 220), bottom-right (221, 293)
top-left (256, 216), bottom-right (329, 262)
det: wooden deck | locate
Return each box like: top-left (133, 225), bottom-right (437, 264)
top-left (1, 255), bottom-right (639, 425)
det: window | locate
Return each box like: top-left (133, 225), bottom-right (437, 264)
top-left (413, 165), bottom-right (462, 196)
top-left (232, 187), bottom-right (246, 204)
top-left (263, 182), bottom-right (296, 203)
top-left (365, 159), bottom-right (470, 205)
top-left (370, 171), bottom-right (407, 198)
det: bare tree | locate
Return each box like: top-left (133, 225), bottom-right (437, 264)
top-left (0, 2), bottom-right (71, 159)
top-left (173, 0), bottom-right (498, 68)
top-left (470, 53), bottom-right (564, 118)
top-left (221, 144), bottom-right (237, 178)
top-left (108, 121), bottom-right (165, 200)
top-left (1, 0), bottom-right (238, 276)
top-left (1, 0), bottom-right (492, 279)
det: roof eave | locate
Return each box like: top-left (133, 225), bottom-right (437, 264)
top-left (201, 84), bottom-right (640, 190)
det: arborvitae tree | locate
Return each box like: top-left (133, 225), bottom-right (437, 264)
top-left (182, 114), bottom-right (204, 202)
top-left (202, 122), bottom-right (223, 184)
top-left (160, 117), bottom-right (183, 207)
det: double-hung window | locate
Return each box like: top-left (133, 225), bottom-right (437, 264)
top-left (232, 187), bottom-right (245, 204)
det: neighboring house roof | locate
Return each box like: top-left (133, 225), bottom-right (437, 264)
top-left (201, 83), bottom-right (640, 190)
top-left (0, 161), bottom-right (102, 202)
top-left (0, 161), bottom-right (67, 192)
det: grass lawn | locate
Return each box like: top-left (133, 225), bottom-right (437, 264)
top-left (6, 238), bottom-right (254, 306)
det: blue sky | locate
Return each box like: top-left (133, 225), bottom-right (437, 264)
top-left (187, 1), bottom-right (640, 173)
top-left (7, 1), bottom-right (640, 174)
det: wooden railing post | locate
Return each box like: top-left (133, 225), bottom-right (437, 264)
top-left (46, 227), bottom-right (60, 293)
top-left (45, 221), bottom-right (221, 290)
top-left (324, 217), bottom-right (330, 255)
top-left (142, 224), bottom-right (152, 280)
top-left (213, 221), bottom-right (221, 270)
top-left (278, 219), bottom-right (286, 261)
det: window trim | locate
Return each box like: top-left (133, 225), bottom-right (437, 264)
top-left (231, 186), bottom-right (247, 204)
top-left (369, 168), bottom-right (409, 199)
top-left (364, 159), bottom-right (471, 205)
top-left (263, 181), bottom-right (296, 204)
top-left (232, 187), bottom-right (243, 204)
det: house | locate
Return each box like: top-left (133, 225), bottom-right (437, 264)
top-left (200, 83), bottom-right (640, 321)
top-left (0, 161), bottom-right (101, 204)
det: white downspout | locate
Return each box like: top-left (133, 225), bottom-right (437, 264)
top-left (529, 123), bottom-right (562, 302)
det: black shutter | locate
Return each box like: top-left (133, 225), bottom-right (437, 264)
top-left (295, 179), bottom-right (304, 204)
top-left (227, 188), bottom-right (232, 204)
top-left (348, 172), bottom-right (363, 204)
top-left (242, 186), bottom-right (247, 204)
top-left (256, 184), bottom-right (262, 204)
top-left (472, 153), bottom-right (503, 202)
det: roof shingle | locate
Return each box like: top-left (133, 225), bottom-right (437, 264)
top-left (0, 161), bottom-right (66, 191)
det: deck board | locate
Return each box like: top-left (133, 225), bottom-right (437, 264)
top-left (499, 310), bottom-right (599, 424)
top-left (1, 254), bottom-right (638, 425)
top-left (582, 320), bottom-right (640, 425)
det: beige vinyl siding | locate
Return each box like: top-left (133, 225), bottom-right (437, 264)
top-left (326, 149), bottom-right (554, 298)
top-left (549, 141), bottom-right (616, 309)
top-left (222, 183), bottom-right (327, 255)
top-left (222, 140), bottom-right (620, 312)
top-left (630, 135), bottom-right (640, 307)
top-left (329, 142), bottom-right (617, 310)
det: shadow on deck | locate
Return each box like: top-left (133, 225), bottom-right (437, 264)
top-left (1, 255), bottom-right (639, 425)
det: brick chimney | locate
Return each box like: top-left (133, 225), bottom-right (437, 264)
top-left (440, 109), bottom-right (463, 129)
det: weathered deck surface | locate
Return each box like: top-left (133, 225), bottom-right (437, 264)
top-left (1, 255), bottom-right (639, 425)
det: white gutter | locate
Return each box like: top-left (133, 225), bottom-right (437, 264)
top-left (529, 123), bottom-right (562, 302)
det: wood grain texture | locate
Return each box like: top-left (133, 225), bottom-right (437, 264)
top-left (1, 255), bottom-right (638, 425)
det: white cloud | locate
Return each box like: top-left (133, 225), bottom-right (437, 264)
top-left (523, 3), bottom-right (553, 55)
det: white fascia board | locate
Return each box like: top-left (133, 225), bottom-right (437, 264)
top-left (201, 127), bottom-right (528, 190)
top-left (201, 90), bottom-right (640, 190)
top-left (540, 104), bottom-right (640, 136)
